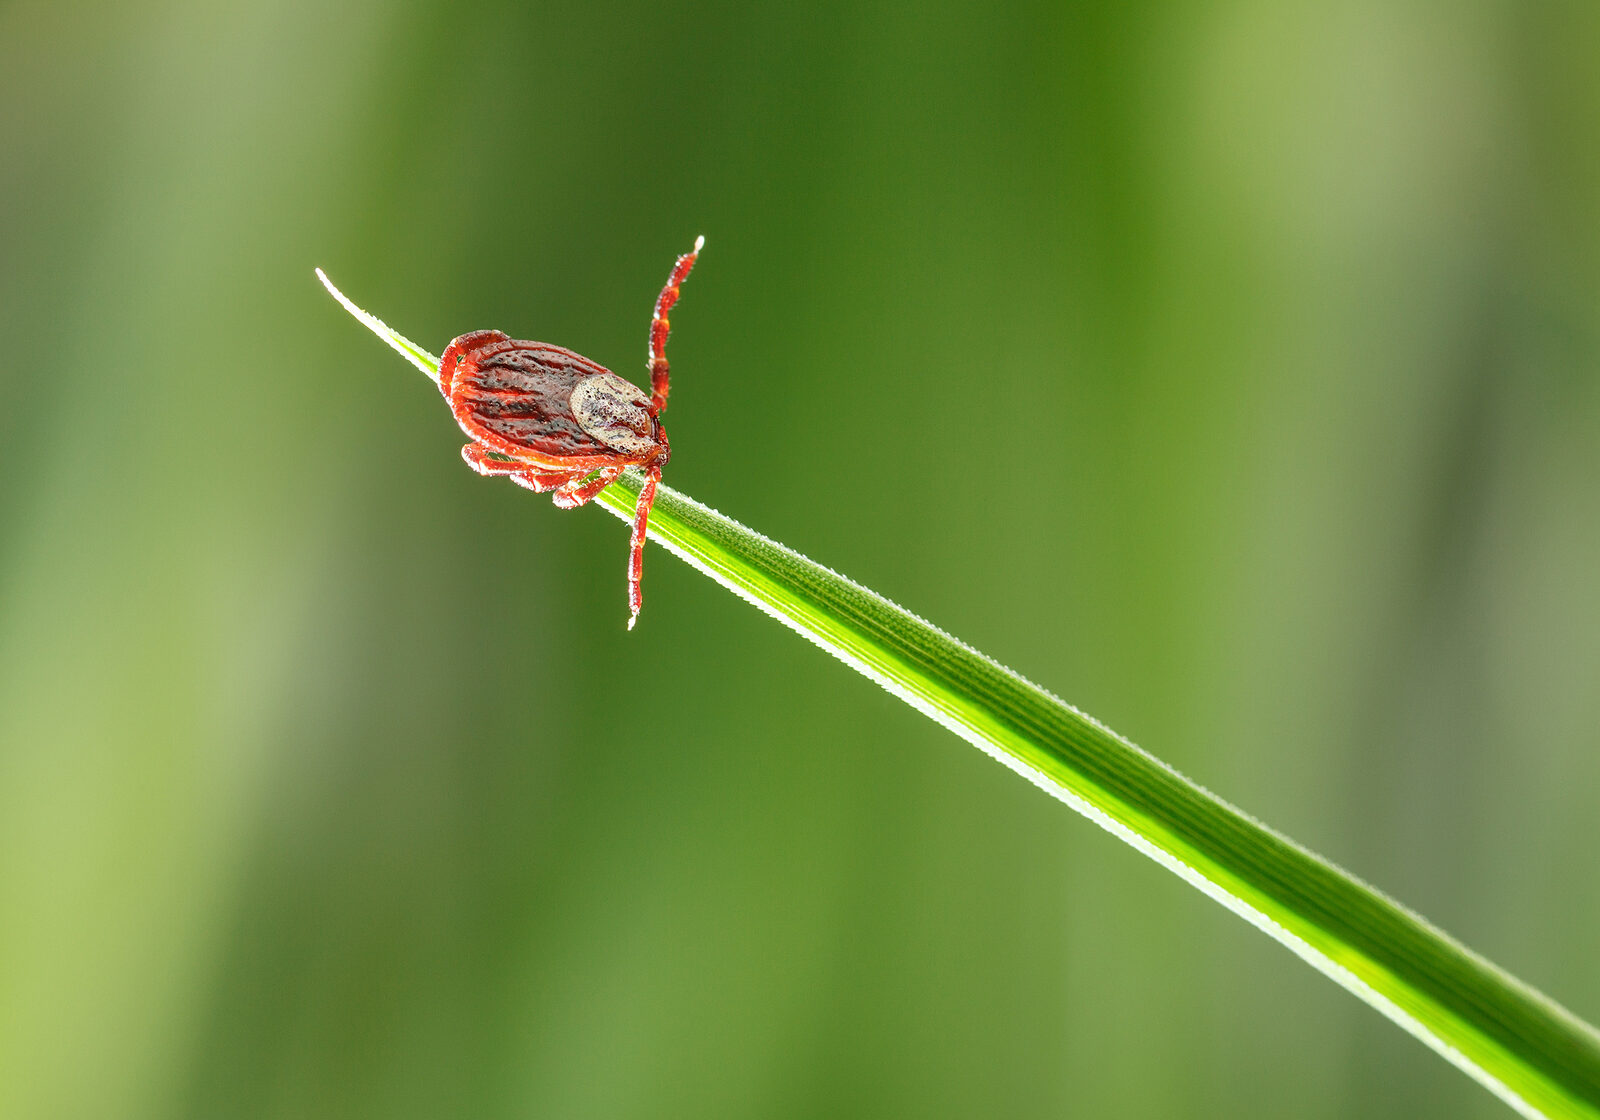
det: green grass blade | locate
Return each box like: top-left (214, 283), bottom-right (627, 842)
top-left (318, 269), bottom-right (1600, 1119)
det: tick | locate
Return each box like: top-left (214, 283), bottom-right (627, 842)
top-left (438, 236), bottom-right (703, 630)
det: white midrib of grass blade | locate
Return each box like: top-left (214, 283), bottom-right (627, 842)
top-left (316, 267), bottom-right (1600, 1119)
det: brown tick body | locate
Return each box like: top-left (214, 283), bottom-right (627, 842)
top-left (438, 237), bottom-right (703, 629)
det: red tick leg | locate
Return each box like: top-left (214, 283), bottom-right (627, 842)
top-left (551, 465), bottom-right (623, 509)
top-left (648, 236), bottom-right (704, 415)
top-left (461, 443), bottom-right (571, 491)
top-left (511, 469), bottom-right (581, 493)
top-left (460, 442), bottom-right (523, 476)
top-left (626, 465), bottom-right (662, 630)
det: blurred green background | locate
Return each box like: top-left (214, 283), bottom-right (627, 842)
top-left (1, 1), bottom-right (1597, 1117)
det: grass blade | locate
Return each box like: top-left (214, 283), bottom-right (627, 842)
top-left (318, 268), bottom-right (1600, 1119)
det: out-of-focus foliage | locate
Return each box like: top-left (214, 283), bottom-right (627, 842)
top-left (0, 3), bottom-right (1596, 1118)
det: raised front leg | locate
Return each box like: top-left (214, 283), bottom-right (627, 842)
top-left (626, 465), bottom-right (662, 630)
top-left (647, 236), bottom-right (704, 415)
